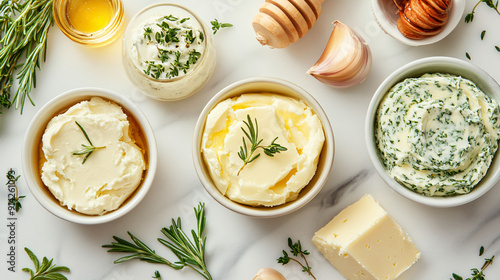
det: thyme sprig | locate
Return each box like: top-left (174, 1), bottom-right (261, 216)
top-left (6, 168), bottom-right (24, 212)
top-left (0, 0), bottom-right (54, 114)
top-left (72, 121), bottom-right (105, 164)
top-left (210, 19), bottom-right (233, 34)
top-left (465, 0), bottom-right (500, 23)
top-left (237, 114), bottom-right (287, 175)
top-left (103, 202), bottom-right (213, 280)
top-left (277, 238), bottom-right (316, 280)
top-left (451, 246), bottom-right (495, 280)
top-left (22, 247), bottom-right (70, 280)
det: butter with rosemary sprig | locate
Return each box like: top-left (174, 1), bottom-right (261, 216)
top-left (40, 97), bottom-right (146, 215)
top-left (201, 93), bottom-right (325, 207)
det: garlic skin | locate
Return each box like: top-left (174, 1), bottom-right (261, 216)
top-left (253, 268), bottom-right (287, 280)
top-left (307, 21), bottom-right (372, 88)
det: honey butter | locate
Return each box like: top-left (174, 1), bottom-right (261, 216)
top-left (40, 97), bottom-right (146, 215)
top-left (201, 93), bottom-right (325, 207)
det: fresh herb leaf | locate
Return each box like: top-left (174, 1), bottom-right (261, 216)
top-left (163, 14), bottom-right (178, 21)
top-left (495, 46), bottom-right (500, 52)
top-left (6, 169), bottom-right (24, 212)
top-left (450, 246), bottom-right (494, 280)
top-left (72, 121), bottom-right (106, 164)
top-left (237, 114), bottom-right (287, 175)
top-left (153, 271), bottom-right (162, 279)
top-left (466, 52), bottom-right (471, 60)
top-left (22, 247), bottom-right (70, 280)
top-left (180, 17), bottom-right (190, 24)
top-left (0, 0), bottom-right (54, 114)
top-left (144, 27), bottom-right (153, 41)
top-left (103, 203), bottom-right (213, 280)
top-left (210, 19), bottom-right (233, 34)
top-left (481, 30), bottom-right (486, 40)
top-left (465, 0), bottom-right (500, 23)
top-left (277, 238), bottom-right (316, 279)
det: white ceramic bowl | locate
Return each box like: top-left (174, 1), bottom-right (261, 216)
top-left (366, 57), bottom-right (500, 207)
top-left (193, 77), bottom-right (335, 217)
top-left (372, 0), bottom-right (465, 46)
top-left (22, 88), bottom-right (157, 224)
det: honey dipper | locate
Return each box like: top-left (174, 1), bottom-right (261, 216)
top-left (252, 0), bottom-right (325, 48)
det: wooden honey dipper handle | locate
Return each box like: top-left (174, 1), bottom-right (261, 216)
top-left (252, 0), bottom-right (324, 48)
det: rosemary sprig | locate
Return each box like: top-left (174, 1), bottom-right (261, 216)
top-left (0, 0), bottom-right (54, 114)
top-left (465, 0), bottom-right (500, 23)
top-left (22, 247), bottom-right (70, 280)
top-left (6, 168), bottom-right (25, 212)
top-left (103, 202), bottom-right (213, 280)
top-left (210, 19), bottom-right (233, 34)
top-left (451, 246), bottom-right (495, 280)
top-left (72, 121), bottom-right (105, 164)
top-left (237, 114), bottom-right (287, 175)
top-left (277, 238), bottom-right (316, 280)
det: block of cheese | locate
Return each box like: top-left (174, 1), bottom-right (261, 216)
top-left (312, 194), bottom-right (420, 280)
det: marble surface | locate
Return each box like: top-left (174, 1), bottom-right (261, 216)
top-left (2, 0), bottom-right (500, 279)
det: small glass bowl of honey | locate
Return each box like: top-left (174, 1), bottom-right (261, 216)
top-left (53, 0), bottom-right (125, 47)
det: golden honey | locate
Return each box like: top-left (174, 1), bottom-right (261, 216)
top-left (53, 0), bottom-right (124, 47)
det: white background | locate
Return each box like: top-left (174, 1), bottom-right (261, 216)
top-left (2, 0), bottom-right (500, 279)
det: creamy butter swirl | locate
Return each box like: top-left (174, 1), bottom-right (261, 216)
top-left (41, 97), bottom-right (146, 215)
top-left (376, 73), bottom-right (500, 196)
top-left (201, 93), bottom-right (325, 206)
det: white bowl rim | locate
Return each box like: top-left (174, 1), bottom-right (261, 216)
top-left (193, 77), bottom-right (335, 217)
top-left (371, 0), bottom-right (466, 46)
top-left (22, 87), bottom-right (158, 224)
top-left (366, 56), bottom-right (500, 207)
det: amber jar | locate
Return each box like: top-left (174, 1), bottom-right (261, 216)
top-left (53, 0), bottom-right (125, 47)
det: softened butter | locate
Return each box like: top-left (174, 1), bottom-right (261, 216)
top-left (41, 97), bottom-right (146, 215)
top-left (201, 93), bottom-right (325, 207)
top-left (312, 194), bottom-right (420, 280)
top-left (375, 73), bottom-right (500, 196)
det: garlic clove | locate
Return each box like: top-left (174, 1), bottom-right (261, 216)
top-left (253, 268), bottom-right (287, 280)
top-left (307, 21), bottom-right (372, 88)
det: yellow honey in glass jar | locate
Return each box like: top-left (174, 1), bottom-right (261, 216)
top-left (66, 0), bottom-right (114, 33)
top-left (53, 0), bottom-right (125, 47)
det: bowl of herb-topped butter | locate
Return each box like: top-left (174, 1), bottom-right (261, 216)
top-left (122, 3), bottom-right (216, 101)
top-left (22, 88), bottom-right (157, 224)
top-left (366, 56), bottom-right (500, 207)
top-left (193, 77), bottom-right (335, 217)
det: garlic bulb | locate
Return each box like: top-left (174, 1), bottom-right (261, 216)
top-left (307, 21), bottom-right (372, 88)
top-left (253, 267), bottom-right (287, 280)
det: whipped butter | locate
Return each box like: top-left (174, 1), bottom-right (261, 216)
top-left (376, 73), bottom-right (500, 196)
top-left (122, 4), bottom-right (216, 101)
top-left (201, 93), bottom-right (325, 207)
top-left (313, 194), bottom-right (420, 280)
top-left (41, 97), bottom-right (146, 215)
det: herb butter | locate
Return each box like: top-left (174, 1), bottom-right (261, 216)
top-left (375, 73), bottom-right (500, 196)
top-left (122, 4), bottom-right (216, 101)
top-left (41, 97), bottom-right (146, 215)
top-left (201, 94), bottom-right (325, 207)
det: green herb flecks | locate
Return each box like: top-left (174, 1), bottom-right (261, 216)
top-left (6, 168), bottom-right (24, 212)
top-left (72, 121), bottom-right (106, 164)
top-left (103, 202), bottom-right (213, 280)
top-left (22, 247), bottom-right (70, 280)
top-left (450, 246), bottom-right (495, 280)
top-left (237, 114), bottom-right (287, 175)
top-left (0, 0), bottom-right (54, 114)
top-left (277, 238), bottom-right (316, 280)
top-left (210, 19), bottom-right (233, 34)
top-left (141, 16), bottom-right (205, 80)
top-left (466, 52), bottom-right (472, 60)
top-left (465, 0), bottom-right (500, 23)
top-left (481, 30), bottom-right (486, 40)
